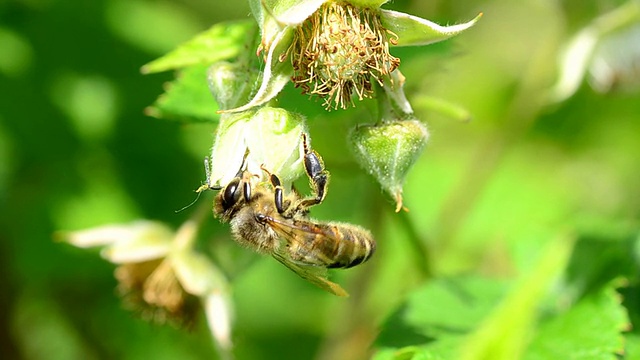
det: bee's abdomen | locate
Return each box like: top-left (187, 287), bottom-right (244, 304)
top-left (313, 223), bottom-right (376, 269)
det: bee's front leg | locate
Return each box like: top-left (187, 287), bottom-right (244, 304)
top-left (261, 165), bottom-right (286, 213)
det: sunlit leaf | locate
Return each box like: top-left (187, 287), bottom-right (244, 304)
top-left (626, 334), bottom-right (640, 359)
top-left (524, 283), bottom-right (629, 360)
top-left (376, 276), bottom-right (508, 353)
top-left (141, 20), bottom-right (255, 74)
top-left (564, 235), bottom-right (639, 299)
top-left (460, 234), bottom-right (575, 360)
top-left (373, 346), bottom-right (437, 360)
top-left (146, 64), bottom-right (220, 123)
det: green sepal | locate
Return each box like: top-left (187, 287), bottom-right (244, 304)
top-left (220, 26), bottom-right (294, 113)
top-left (381, 11), bottom-right (482, 47)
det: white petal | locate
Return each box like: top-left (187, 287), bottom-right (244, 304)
top-left (170, 249), bottom-right (228, 296)
top-left (98, 221), bottom-right (173, 263)
top-left (208, 113), bottom-right (251, 188)
top-left (60, 224), bottom-right (138, 248)
top-left (204, 291), bottom-right (234, 351)
top-left (547, 28), bottom-right (599, 102)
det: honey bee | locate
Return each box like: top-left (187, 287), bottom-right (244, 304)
top-left (212, 135), bottom-right (376, 296)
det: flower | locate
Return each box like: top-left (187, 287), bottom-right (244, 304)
top-left (548, 1), bottom-right (640, 102)
top-left (289, 2), bottom-right (400, 109)
top-left (58, 219), bottom-right (234, 352)
top-left (224, 0), bottom-right (481, 113)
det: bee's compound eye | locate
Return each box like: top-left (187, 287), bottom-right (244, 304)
top-left (222, 178), bottom-right (241, 209)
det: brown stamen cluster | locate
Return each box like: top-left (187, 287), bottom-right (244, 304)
top-left (290, 2), bottom-right (400, 110)
top-left (115, 259), bottom-right (198, 327)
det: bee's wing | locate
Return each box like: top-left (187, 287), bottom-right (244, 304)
top-left (266, 217), bottom-right (349, 297)
top-left (271, 249), bottom-right (349, 297)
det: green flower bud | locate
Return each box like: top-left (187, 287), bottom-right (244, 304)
top-left (244, 106), bottom-right (307, 184)
top-left (350, 119), bottom-right (429, 212)
top-left (207, 61), bottom-right (258, 111)
top-left (207, 106), bottom-right (307, 189)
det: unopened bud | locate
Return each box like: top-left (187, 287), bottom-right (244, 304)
top-left (207, 106), bottom-right (307, 189)
top-left (243, 107), bottom-right (307, 184)
top-left (207, 61), bottom-right (258, 111)
top-left (350, 119), bottom-right (429, 212)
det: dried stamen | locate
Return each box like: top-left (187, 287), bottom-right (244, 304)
top-left (290, 2), bottom-right (400, 110)
top-left (115, 259), bottom-right (198, 327)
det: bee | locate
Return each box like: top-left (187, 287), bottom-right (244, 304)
top-left (212, 135), bottom-right (376, 296)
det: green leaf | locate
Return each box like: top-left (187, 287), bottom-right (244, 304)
top-left (146, 64), bottom-right (220, 123)
top-left (524, 284), bottom-right (629, 360)
top-left (460, 234), bottom-right (575, 360)
top-left (373, 346), bottom-right (439, 360)
top-left (374, 234), bottom-right (578, 360)
top-left (141, 20), bottom-right (256, 74)
top-left (564, 235), bottom-right (639, 300)
top-left (625, 334), bottom-right (640, 359)
top-left (381, 11), bottom-right (482, 47)
top-left (376, 276), bottom-right (509, 353)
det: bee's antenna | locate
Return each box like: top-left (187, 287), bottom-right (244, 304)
top-left (175, 156), bottom-right (219, 214)
top-left (175, 184), bottom-right (212, 214)
top-left (175, 191), bottom-right (202, 213)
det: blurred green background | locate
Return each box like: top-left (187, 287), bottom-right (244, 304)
top-left (1, 0), bottom-right (639, 359)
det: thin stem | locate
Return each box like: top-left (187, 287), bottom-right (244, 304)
top-left (397, 209), bottom-right (432, 278)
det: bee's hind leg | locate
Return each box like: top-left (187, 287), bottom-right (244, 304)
top-left (299, 133), bottom-right (329, 209)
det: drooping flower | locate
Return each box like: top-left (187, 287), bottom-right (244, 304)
top-left (548, 1), bottom-right (640, 102)
top-left (223, 0), bottom-right (481, 113)
top-left (58, 219), bottom-right (233, 352)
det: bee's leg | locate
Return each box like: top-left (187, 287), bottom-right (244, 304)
top-left (242, 178), bottom-right (251, 202)
top-left (261, 165), bottom-right (286, 213)
top-left (299, 133), bottom-right (329, 208)
top-left (220, 177), bottom-right (242, 210)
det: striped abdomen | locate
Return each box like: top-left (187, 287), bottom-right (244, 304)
top-left (277, 219), bottom-right (376, 268)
